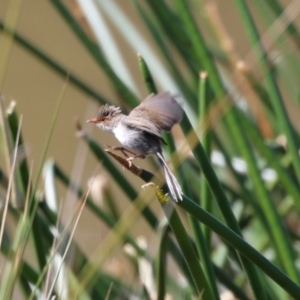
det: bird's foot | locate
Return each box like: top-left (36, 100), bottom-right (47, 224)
top-left (105, 145), bottom-right (137, 158)
top-left (126, 154), bottom-right (146, 167)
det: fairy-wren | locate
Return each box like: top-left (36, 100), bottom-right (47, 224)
top-left (87, 92), bottom-right (184, 201)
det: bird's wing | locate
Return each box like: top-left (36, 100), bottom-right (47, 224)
top-left (122, 116), bottom-right (166, 143)
top-left (129, 92), bottom-right (184, 132)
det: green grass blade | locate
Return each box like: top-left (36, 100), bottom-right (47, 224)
top-left (178, 196), bottom-right (300, 298)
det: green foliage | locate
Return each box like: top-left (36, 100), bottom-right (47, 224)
top-left (1, 0), bottom-right (300, 299)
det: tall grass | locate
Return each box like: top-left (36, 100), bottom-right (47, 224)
top-left (1, 0), bottom-right (300, 299)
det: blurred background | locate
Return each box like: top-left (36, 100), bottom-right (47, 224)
top-left (0, 0), bottom-right (256, 174)
top-left (1, 0), bottom-right (300, 299)
top-left (0, 0), bottom-right (251, 268)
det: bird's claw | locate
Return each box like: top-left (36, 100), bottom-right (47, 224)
top-left (126, 157), bottom-right (134, 167)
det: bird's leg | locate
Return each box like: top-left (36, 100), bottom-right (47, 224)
top-left (126, 153), bottom-right (146, 167)
top-left (105, 146), bottom-right (146, 167)
top-left (105, 145), bottom-right (137, 158)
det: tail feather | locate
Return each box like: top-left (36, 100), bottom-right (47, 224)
top-left (157, 152), bottom-right (183, 201)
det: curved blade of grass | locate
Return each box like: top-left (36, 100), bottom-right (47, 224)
top-left (177, 196), bottom-right (300, 299)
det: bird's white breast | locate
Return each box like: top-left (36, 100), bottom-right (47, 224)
top-left (113, 122), bottom-right (128, 144)
top-left (113, 122), bottom-right (141, 153)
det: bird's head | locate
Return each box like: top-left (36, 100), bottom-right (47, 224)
top-left (87, 105), bottom-right (122, 131)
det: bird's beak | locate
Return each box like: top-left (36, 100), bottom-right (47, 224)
top-left (87, 117), bottom-right (98, 123)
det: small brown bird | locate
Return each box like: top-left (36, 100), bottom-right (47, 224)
top-left (87, 92), bottom-right (184, 201)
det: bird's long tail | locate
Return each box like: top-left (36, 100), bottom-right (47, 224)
top-left (156, 152), bottom-right (183, 201)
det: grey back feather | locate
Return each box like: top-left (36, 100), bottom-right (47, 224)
top-left (122, 116), bottom-right (165, 141)
top-left (129, 92), bottom-right (183, 132)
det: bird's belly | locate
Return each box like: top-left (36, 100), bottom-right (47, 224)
top-left (113, 123), bottom-right (142, 153)
top-left (113, 123), bottom-right (159, 155)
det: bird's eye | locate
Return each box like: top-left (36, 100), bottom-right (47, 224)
top-left (102, 111), bottom-right (109, 117)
